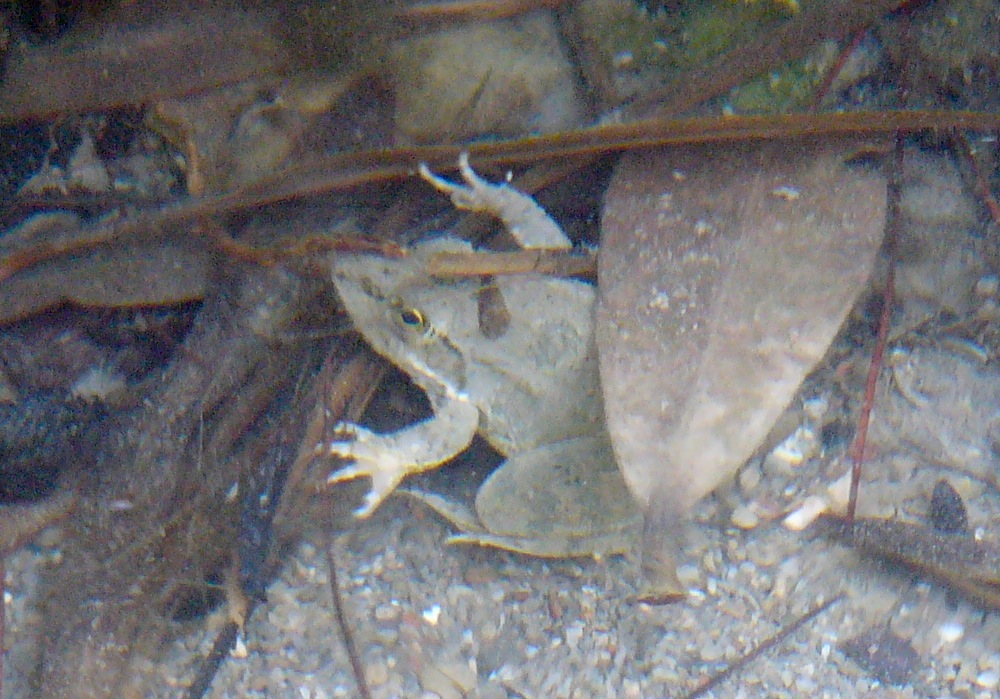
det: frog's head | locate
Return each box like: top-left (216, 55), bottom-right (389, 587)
top-left (331, 236), bottom-right (480, 397)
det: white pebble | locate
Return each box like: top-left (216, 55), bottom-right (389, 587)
top-left (794, 676), bottom-right (818, 692)
top-left (783, 495), bottom-right (828, 531)
top-left (676, 563), bottom-right (702, 587)
top-left (769, 426), bottom-right (817, 468)
top-left (564, 621), bottom-right (585, 649)
top-left (231, 634), bottom-right (248, 659)
top-left (367, 660), bottom-right (389, 686)
top-left (826, 472), bottom-right (852, 511)
top-left (975, 670), bottom-right (1000, 688)
top-left (422, 604), bottom-right (442, 626)
top-left (938, 621), bottom-right (964, 643)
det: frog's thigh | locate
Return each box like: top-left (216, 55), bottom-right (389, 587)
top-left (476, 435), bottom-right (640, 541)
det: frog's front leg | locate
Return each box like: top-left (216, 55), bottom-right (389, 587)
top-left (419, 153), bottom-right (571, 250)
top-left (323, 392), bottom-right (480, 517)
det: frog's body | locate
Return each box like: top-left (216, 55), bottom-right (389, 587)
top-left (324, 155), bottom-right (638, 556)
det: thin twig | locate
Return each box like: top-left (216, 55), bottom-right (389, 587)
top-left (323, 532), bottom-right (372, 699)
top-left (182, 620), bottom-right (243, 699)
top-left (395, 0), bottom-right (571, 24)
top-left (810, 27), bottom-right (868, 112)
top-left (426, 248), bottom-right (596, 277)
top-left (847, 2), bottom-right (914, 521)
top-left (681, 593), bottom-right (844, 699)
top-left (846, 133), bottom-right (902, 522)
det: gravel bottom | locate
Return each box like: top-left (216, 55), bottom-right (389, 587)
top-left (5, 413), bottom-right (1000, 699)
top-left (149, 455), bottom-right (1000, 699)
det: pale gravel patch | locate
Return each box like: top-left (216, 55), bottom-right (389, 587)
top-left (154, 460), bottom-right (1000, 699)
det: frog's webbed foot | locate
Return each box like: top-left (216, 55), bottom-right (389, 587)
top-left (324, 424), bottom-right (412, 516)
top-left (419, 153), bottom-right (571, 250)
top-left (321, 396), bottom-right (480, 518)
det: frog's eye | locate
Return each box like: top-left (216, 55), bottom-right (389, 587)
top-left (398, 308), bottom-right (426, 330)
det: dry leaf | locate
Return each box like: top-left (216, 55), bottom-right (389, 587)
top-left (597, 138), bottom-right (887, 600)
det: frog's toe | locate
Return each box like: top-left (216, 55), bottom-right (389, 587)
top-left (418, 162), bottom-right (471, 205)
top-left (419, 153), bottom-right (493, 211)
top-left (350, 481), bottom-right (394, 518)
top-left (455, 151), bottom-right (489, 189)
top-left (332, 421), bottom-right (371, 442)
top-left (326, 453), bottom-right (408, 518)
top-left (321, 422), bottom-right (379, 460)
top-left (326, 460), bottom-right (367, 485)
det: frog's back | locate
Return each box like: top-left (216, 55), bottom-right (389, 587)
top-left (456, 273), bottom-right (605, 454)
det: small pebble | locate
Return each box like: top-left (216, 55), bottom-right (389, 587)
top-left (795, 675), bottom-right (818, 692)
top-left (978, 653), bottom-right (1000, 674)
top-left (975, 670), bottom-right (1000, 689)
top-left (366, 659), bottom-right (390, 686)
top-left (974, 274), bottom-right (999, 298)
top-left (738, 462), bottom-right (762, 494)
top-left (730, 504), bottom-right (760, 529)
top-left (826, 472), bottom-right (852, 511)
top-left (593, 648), bottom-right (613, 669)
top-left (767, 426), bottom-right (818, 473)
top-left (699, 641), bottom-right (726, 662)
top-left (374, 603), bottom-right (401, 622)
top-left (930, 479), bottom-right (969, 534)
top-left (802, 394), bottom-right (829, 421)
top-left (564, 621), bottom-right (585, 649)
top-left (772, 185), bottom-right (801, 201)
top-left (423, 604), bottom-right (442, 625)
top-left (676, 563), bottom-right (701, 587)
top-left (938, 621), bottom-right (964, 644)
top-left (784, 495), bottom-right (828, 531)
top-left (463, 565), bottom-right (497, 585)
top-left (231, 634), bottom-right (248, 659)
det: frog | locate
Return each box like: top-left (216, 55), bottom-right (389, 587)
top-left (322, 153), bottom-right (639, 557)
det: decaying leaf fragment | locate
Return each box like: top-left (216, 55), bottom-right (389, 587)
top-left (597, 138), bottom-right (887, 600)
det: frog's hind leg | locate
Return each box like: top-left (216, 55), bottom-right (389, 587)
top-left (404, 435), bottom-right (642, 559)
top-left (448, 530), bottom-right (634, 559)
top-left (401, 488), bottom-right (634, 559)
top-left (418, 153), bottom-right (571, 250)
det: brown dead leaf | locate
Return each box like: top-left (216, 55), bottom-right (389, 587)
top-left (0, 235), bottom-right (209, 324)
top-left (596, 137), bottom-right (887, 600)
